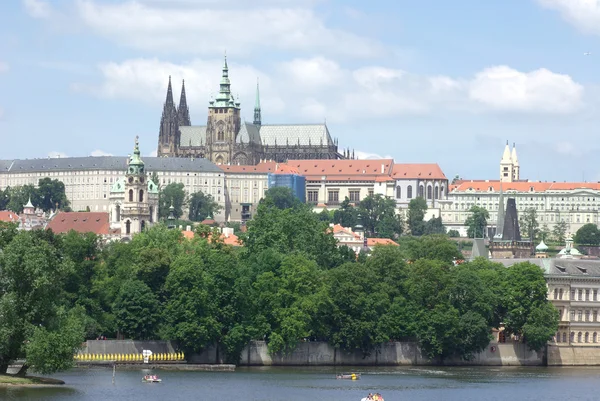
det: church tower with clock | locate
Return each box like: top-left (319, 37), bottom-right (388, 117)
top-left (110, 137), bottom-right (159, 239)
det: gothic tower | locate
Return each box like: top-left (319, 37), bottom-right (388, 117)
top-left (206, 55), bottom-right (241, 164)
top-left (253, 78), bottom-right (261, 127)
top-left (511, 142), bottom-right (520, 181)
top-left (157, 76), bottom-right (179, 157)
top-left (177, 79), bottom-right (191, 127)
top-left (121, 137), bottom-right (154, 239)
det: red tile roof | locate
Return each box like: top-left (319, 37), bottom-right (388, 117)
top-left (220, 161), bottom-right (300, 175)
top-left (181, 230), bottom-right (242, 246)
top-left (47, 212), bottom-right (110, 235)
top-left (0, 210), bottom-right (20, 223)
top-left (391, 163), bottom-right (446, 180)
top-left (286, 159), bottom-right (394, 181)
top-left (367, 238), bottom-right (399, 246)
top-left (450, 180), bottom-right (600, 193)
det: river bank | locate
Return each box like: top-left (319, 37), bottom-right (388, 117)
top-left (0, 374), bottom-right (65, 387)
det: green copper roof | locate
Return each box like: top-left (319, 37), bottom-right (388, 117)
top-left (110, 177), bottom-right (159, 194)
top-left (211, 55), bottom-right (240, 109)
top-left (129, 136), bottom-right (144, 167)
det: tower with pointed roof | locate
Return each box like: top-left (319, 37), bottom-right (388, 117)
top-left (500, 140), bottom-right (513, 183)
top-left (113, 137), bottom-right (159, 239)
top-left (158, 76), bottom-right (180, 157)
top-left (511, 142), bottom-right (519, 181)
top-left (177, 79), bottom-right (191, 127)
top-left (253, 78), bottom-right (261, 127)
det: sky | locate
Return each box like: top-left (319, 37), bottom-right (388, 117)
top-left (0, 0), bottom-right (599, 182)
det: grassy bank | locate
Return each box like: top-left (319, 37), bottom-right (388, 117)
top-left (0, 374), bottom-right (65, 386)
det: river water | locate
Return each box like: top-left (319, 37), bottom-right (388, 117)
top-left (2, 366), bottom-right (600, 400)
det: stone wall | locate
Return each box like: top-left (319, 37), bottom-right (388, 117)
top-left (238, 341), bottom-right (543, 366)
top-left (547, 344), bottom-right (600, 366)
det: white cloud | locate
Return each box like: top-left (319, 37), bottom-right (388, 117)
top-left (90, 149), bottom-right (113, 156)
top-left (77, 57), bottom-right (585, 124)
top-left (23, 0), bottom-right (52, 19)
top-left (148, 149), bottom-right (158, 157)
top-left (537, 0), bottom-right (600, 35)
top-left (354, 150), bottom-right (393, 160)
top-left (48, 151), bottom-right (68, 158)
top-left (0, 62), bottom-right (8, 73)
top-left (74, 0), bottom-right (383, 57)
top-left (468, 66), bottom-right (584, 113)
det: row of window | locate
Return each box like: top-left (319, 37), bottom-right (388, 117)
top-left (568, 310), bottom-right (600, 322)
top-left (556, 332), bottom-right (598, 344)
top-left (396, 185), bottom-right (445, 200)
top-left (553, 288), bottom-right (599, 302)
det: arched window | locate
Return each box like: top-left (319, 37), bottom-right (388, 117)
top-left (434, 186), bottom-right (439, 199)
top-left (578, 332), bottom-right (582, 343)
top-left (418, 185), bottom-right (424, 198)
top-left (570, 332), bottom-right (575, 343)
top-left (139, 189), bottom-right (144, 203)
top-left (585, 332), bottom-right (590, 343)
top-left (396, 186), bottom-right (401, 198)
top-left (559, 289), bottom-right (563, 300)
top-left (440, 186), bottom-right (445, 198)
top-left (407, 185), bottom-right (413, 199)
top-left (125, 220), bottom-right (131, 235)
top-left (149, 206), bottom-right (154, 223)
top-left (128, 189), bottom-right (133, 202)
top-left (427, 185), bottom-right (432, 199)
top-left (115, 204), bottom-right (120, 222)
top-left (141, 220), bottom-right (146, 232)
top-left (594, 333), bottom-right (598, 343)
top-left (562, 333), bottom-right (567, 343)
top-left (218, 130), bottom-right (224, 141)
top-left (555, 332), bottom-right (560, 343)
top-left (554, 289), bottom-right (558, 299)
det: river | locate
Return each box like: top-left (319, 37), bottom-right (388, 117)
top-left (2, 366), bottom-right (599, 400)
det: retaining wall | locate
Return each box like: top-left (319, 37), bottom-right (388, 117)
top-left (547, 344), bottom-right (600, 366)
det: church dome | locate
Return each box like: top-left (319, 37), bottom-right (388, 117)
top-left (535, 240), bottom-right (548, 252)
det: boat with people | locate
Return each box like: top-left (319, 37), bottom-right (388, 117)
top-left (361, 393), bottom-right (384, 401)
top-left (336, 372), bottom-right (360, 380)
top-left (142, 374), bottom-right (162, 383)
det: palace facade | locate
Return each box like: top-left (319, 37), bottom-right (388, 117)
top-left (157, 56), bottom-right (344, 164)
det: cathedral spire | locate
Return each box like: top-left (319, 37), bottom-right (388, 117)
top-left (212, 53), bottom-right (238, 108)
top-left (158, 76), bottom-right (179, 156)
top-left (495, 182), bottom-right (505, 239)
top-left (253, 78), bottom-right (262, 127)
top-left (178, 79), bottom-right (191, 126)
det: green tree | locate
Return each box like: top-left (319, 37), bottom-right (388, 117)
top-left (332, 198), bottom-right (357, 228)
top-left (113, 279), bottom-right (160, 340)
top-left (407, 198), bottom-right (428, 236)
top-left (358, 194), bottom-right (403, 239)
top-left (260, 187), bottom-right (301, 210)
top-left (0, 230), bottom-right (81, 375)
top-left (519, 208), bottom-right (539, 241)
top-left (317, 208), bottom-right (333, 223)
top-left (0, 187), bottom-right (9, 210)
top-left (424, 216), bottom-right (446, 235)
top-left (36, 177), bottom-right (70, 212)
top-left (552, 220), bottom-right (568, 244)
top-left (159, 182), bottom-right (187, 219)
top-left (447, 229), bottom-right (460, 238)
top-left (539, 224), bottom-right (551, 243)
top-left (188, 191), bottom-right (221, 222)
top-left (501, 262), bottom-right (559, 351)
top-left (150, 172), bottom-right (161, 190)
top-left (574, 223), bottom-right (600, 246)
top-left (6, 185), bottom-right (37, 214)
top-left (465, 206), bottom-right (489, 238)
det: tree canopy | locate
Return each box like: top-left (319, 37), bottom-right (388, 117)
top-left (574, 223), bottom-right (600, 246)
top-left (407, 198), bottom-right (427, 236)
top-left (159, 182), bottom-right (187, 219)
top-left (188, 191), bottom-right (221, 222)
top-left (465, 206), bottom-right (489, 238)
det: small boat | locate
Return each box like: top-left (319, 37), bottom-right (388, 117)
top-left (336, 372), bottom-right (360, 380)
top-left (142, 374), bottom-right (162, 383)
top-left (361, 393), bottom-right (384, 401)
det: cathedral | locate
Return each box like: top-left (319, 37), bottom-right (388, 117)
top-left (157, 56), bottom-right (346, 164)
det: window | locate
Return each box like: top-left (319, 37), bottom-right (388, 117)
top-left (349, 190), bottom-right (360, 202)
top-left (587, 289), bottom-right (590, 301)
top-left (328, 191), bottom-right (339, 204)
top-left (396, 186), bottom-right (401, 199)
top-left (217, 130), bottom-right (224, 141)
top-left (578, 332), bottom-right (582, 343)
top-left (595, 290), bottom-right (598, 301)
top-left (595, 333), bottom-right (598, 343)
top-left (427, 185), bottom-right (432, 199)
top-left (128, 189), bottom-right (133, 202)
top-left (307, 190), bottom-right (318, 203)
top-left (572, 289), bottom-right (576, 300)
top-left (586, 310), bottom-right (590, 321)
top-left (125, 220), bottom-right (131, 235)
top-left (579, 289), bottom-right (583, 300)
top-left (578, 310), bottom-right (583, 321)
top-left (554, 288), bottom-right (558, 300)
top-left (434, 186), bottom-right (439, 199)
top-left (407, 185), bottom-right (413, 199)
top-left (585, 332), bottom-right (590, 343)
top-left (368, 189), bottom-right (374, 197)
top-left (139, 189), bottom-right (144, 202)
top-left (563, 333), bottom-right (567, 343)
top-left (559, 289), bottom-right (564, 300)
top-left (418, 185), bottom-right (424, 198)
top-left (571, 310), bottom-right (575, 321)
top-left (570, 332), bottom-right (575, 343)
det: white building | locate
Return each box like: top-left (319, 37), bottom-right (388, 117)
top-left (445, 142), bottom-right (600, 236)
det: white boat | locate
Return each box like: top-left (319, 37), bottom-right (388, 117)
top-left (361, 394), bottom-right (384, 401)
top-left (142, 375), bottom-right (162, 383)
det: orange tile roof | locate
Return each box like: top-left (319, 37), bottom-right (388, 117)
top-left (220, 161), bottom-right (300, 175)
top-left (391, 163), bottom-right (446, 180)
top-left (0, 210), bottom-right (20, 223)
top-left (47, 212), bottom-right (110, 235)
top-left (181, 230), bottom-right (242, 246)
top-left (450, 180), bottom-right (600, 193)
top-left (286, 159), bottom-right (394, 181)
top-left (367, 238), bottom-right (399, 246)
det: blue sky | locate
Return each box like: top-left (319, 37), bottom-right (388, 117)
top-left (0, 0), bottom-right (599, 181)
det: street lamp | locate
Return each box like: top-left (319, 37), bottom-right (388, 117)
top-left (167, 203), bottom-right (176, 229)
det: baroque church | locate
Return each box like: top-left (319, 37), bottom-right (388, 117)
top-left (157, 56), bottom-right (347, 164)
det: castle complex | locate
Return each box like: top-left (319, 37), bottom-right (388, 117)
top-left (157, 56), bottom-right (345, 164)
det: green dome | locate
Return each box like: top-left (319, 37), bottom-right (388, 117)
top-left (111, 177), bottom-right (126, 193)
top-left (535, 240), bottom-right (548, 252)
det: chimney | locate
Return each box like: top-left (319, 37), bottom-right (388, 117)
top-left (186, 225), bottom-right (191, 231)
top-left (381, 164), bottom-right (385, 173)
